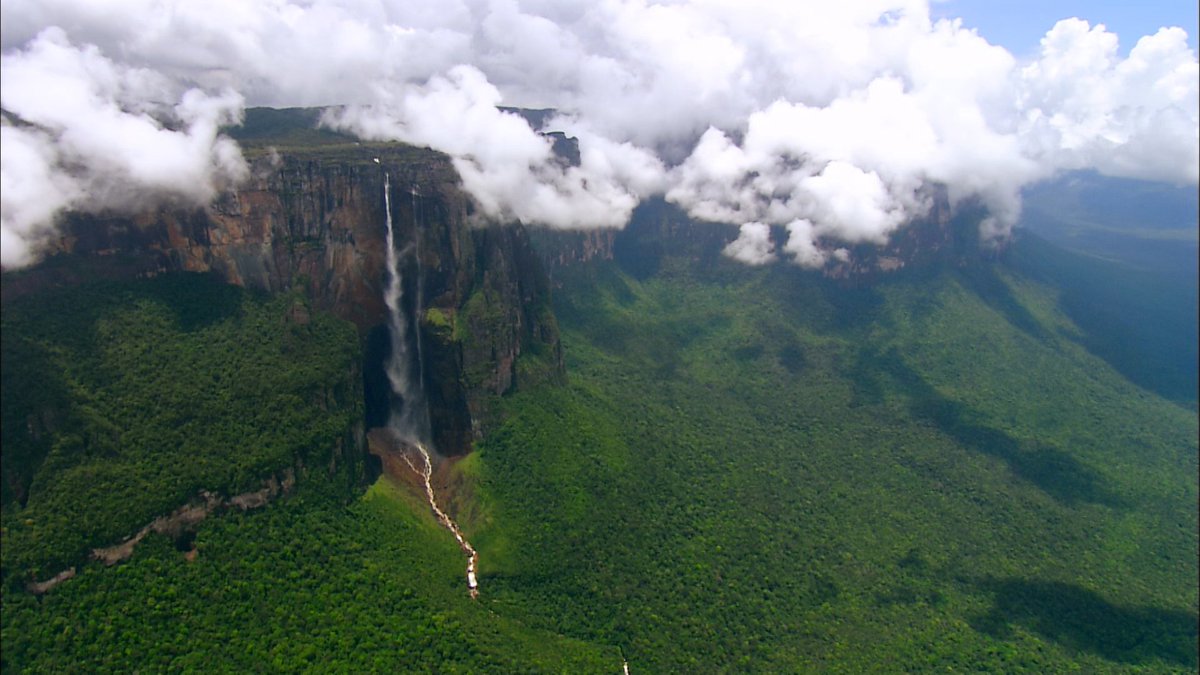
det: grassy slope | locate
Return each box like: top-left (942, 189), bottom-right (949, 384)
top-left (466, 255), bottom-right (1198, 672)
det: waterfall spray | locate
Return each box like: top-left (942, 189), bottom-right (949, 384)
top-left (383, 173), bottom-right (479, 598)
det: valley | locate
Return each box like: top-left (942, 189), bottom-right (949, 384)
top-left (1, 126), bottom-right (1196, 672)
top-left (3, 0), bottom-right (1198, 669)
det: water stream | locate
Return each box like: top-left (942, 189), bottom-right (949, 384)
top-left (383, 173), bottom-right (479, 598)
top-left (399, 441), bottom-right (480, 598)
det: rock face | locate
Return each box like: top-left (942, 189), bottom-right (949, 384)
top-left (10, 143), bottom-right (563, 456)
top-left (531, 189), bottom-right (985, 282)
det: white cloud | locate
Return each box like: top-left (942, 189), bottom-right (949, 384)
top-left (0, 123), bottom-right (79, 268)
top-left (1019, 20), bottom-right (1200, 185)
top-left (723, 222), bottom-right (776, 265)
top-left (782, 219), bottom-right (828, 269)
top-left (1, 0), bottom-right (1196, 269)
top-left (323, 65), bottom-right (664, 229)
top-left (1, 27), bottom-right (247, 268)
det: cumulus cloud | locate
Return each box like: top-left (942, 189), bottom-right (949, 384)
top-left (323, 66), bottom-right (664, 229)
top-left (1, 0), bottom-right (1196, 269)
top-left (783, 220), bottom-right (830, 269)
top-left (723, 223), bottom-right (776, 266)
top-left (1018, 20), bottom-right (1200, 184)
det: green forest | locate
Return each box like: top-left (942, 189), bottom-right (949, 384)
top-left (468, 253), bottom-right (1197, 671)
top-left (2, 234), bottom-right (1197, 671)
top-left (1, 275), bottom-right (362, 583)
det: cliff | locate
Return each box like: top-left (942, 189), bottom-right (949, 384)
top-left (531, 188), bottom-right (987, 282)
top-left (3, 137), bottom-right (563, 457)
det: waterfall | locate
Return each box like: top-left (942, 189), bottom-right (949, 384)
top-left (412, 183), bottom-right (427, 410)
top-left (383, 173), bottom-right (479, 598)
top-left (382, 174), bottom-right (430, 442)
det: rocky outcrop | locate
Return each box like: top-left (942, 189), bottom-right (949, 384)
top-left (531, 188), bottom-right (986, 282)
top-left (422, 222), bottom-right (564, 451)
top-left (25, 567), bottom-right (75, 595)
top-left (88, 468), bottom-right (301, 569)
top-left (6, 141), bottom-right (562, 456)
top-left (13, 147), bottom-right (435, 328)
top-left (26, 467), bottom-right (304, 594)
top-left (531, 228), bottom-right (619, 274)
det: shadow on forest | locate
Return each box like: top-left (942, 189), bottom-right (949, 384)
top-left (971, 578), bottom-right (1199, 668)
top-left (1008, 232), bottom-right (1199, 408)
top-left (958, 264), bottom-right (1049, 342)
top-left (143, 273), bottom-right (246, 332)
top-left (854, 348), bottom-right (1124, 508)
top-left (1, 273), bottom-right (245, 508)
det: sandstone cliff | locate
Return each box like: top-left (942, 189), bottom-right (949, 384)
top-left (532, 188), bottom-right (987, 282)
top-left (4, 140), bottom-right (562, 457)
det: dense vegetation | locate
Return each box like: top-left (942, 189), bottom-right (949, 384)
top-left (1, 476), bottom-right (619, 672)
top-left (2, 214), bottom-right (1196, 671)
top-left (1, 273), bottom-right (362, 582)
top-left (465, 250), bottom-right (1198, 672)
top-left (0, 272), bottom-right (619, 672)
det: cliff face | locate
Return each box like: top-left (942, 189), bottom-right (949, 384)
top-left (7, 143), bottom-right (563, 456)
top-left (531, 189), bottom-right (984, 282)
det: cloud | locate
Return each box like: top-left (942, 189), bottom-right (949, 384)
top-left (1018, 20), bottom-right (1200, 185)
top-left (1, 27), bottom-right (247, 268)
top-left (323, 65), bottom-right (664, 229)
top-left (723, 223), bottom-right (776, 265)
top-left (1, 1), bottom-right (1196, 269)
top-left (0, 123), bottom-right (78, 268)
top-left (783, 220), bottom-right (830, 269)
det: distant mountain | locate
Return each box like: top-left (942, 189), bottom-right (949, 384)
top-left (1016, 171), bottom-right (1198, 406)
top-left (1019, 171), bottom-right (1198, 272)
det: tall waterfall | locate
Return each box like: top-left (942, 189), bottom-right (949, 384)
top-left (382, 173), bottom-right (430, 442)
top-left (383, 174), bottom-right (479, 598)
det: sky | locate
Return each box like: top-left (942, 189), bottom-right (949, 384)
top-left (1, 0), bottom-right (1197, 270)
top-left (933, 0), bottom-right (1199, 57)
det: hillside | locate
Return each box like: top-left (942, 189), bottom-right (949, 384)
top-left (462, 244), bottom-right (1198, 671)
top-left (4, 228), bottom-right (1195, 671)
top-left (1016, 172), bottom-right (1199, 406)
top-left (1, 274), bottom-right (364, 583)
top-left (0, 272), bottom-right (617, 672)
top-left (1, 112), bottom-right (1196, 671)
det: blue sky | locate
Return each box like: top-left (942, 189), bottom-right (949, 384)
top-left (932, 0), bottom-right (1199, 58)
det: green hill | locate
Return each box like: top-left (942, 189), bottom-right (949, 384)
top-left (0, 272), bottom-right (619, 672)
top-left (2, 232), bottom-right (1196, 671)
top-left (466, 245), bottom-right (1198, 671)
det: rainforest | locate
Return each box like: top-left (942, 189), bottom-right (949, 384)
top-left (2, 110), bottom-right (1198, 671)
top-left (2, 1), bottom-right (1199, 672)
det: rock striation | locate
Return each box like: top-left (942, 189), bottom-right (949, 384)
top-left (531, 188), bottom-right (989, 282)
top-left (7, 142), bottom-right (563, 456)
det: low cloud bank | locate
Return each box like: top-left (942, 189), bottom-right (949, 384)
top-left (1, 27), bottom-right (245, 268)
top-left (2, 1), bottom-right (1196, 268)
